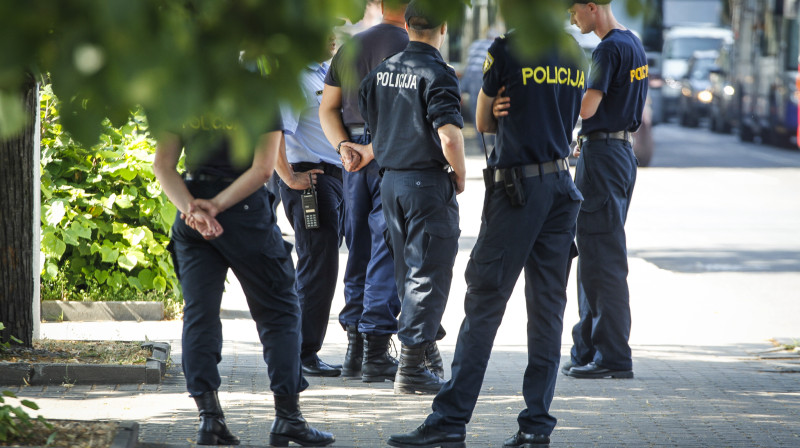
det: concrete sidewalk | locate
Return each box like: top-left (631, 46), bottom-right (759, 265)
top-left (12, 318), bottom-right (800, 447)
top-left (11, 158), bottom-right (800, 447)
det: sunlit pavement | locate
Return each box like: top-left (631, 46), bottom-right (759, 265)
top-left (18, 154), bottom-right (800, 447)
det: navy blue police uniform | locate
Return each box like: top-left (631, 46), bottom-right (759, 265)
top-left (567, 28), bottom-right (648, 376)
top-left (324, 24), bottom-right (405, 339)
top-left (278, 62), bottom-right (345, 376)
top-left (423, 32), bottom-right (587, 439)
top-left (170, 124), bottom-right (307, 399)
top-left (358, 40), bottom-right (462, 351)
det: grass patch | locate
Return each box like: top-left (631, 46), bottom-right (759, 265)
top-left (0, 340), bottom-right (152, 365)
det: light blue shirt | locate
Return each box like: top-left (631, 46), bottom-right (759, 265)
top-left (280, 62), bottom-right (341, 166)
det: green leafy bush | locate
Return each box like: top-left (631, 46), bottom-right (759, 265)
top-left (39, 84), bottom-right (181, 310)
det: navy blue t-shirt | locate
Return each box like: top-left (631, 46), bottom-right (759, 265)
top-left (580, 29), bottom-right (648, 135)
top-left (325, 24), bottom-right (409, 127)
top-left (482, 33), bottom-right (588, 167)
top-left (182, 114), bottom-right (281, 179)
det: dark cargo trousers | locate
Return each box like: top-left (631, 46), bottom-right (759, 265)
top-left (380, 170), bottom-right (460, 346)
top-left (279, 171), bottom-right (343, 364)
top-left (426, 168), bottom-right (582, 436)
top-left (170, 181), bottom-right (307, 397)
top-left (570, 139), bottom-right (637, 372)
top-left (338, 133), bottom-right (401, 335)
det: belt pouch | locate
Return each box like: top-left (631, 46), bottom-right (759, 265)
top-left (503, 166), bottom-right (526, 207)
top-left (483, 167), bottom-right (494, 192)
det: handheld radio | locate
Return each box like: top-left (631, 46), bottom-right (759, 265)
top-left (301, 174), bottom-right (320, 229)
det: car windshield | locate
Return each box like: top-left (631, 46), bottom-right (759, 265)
top-left (666, 37), bottom-right (723, 59)
top-left (690, 58), bottom-right (716, 80)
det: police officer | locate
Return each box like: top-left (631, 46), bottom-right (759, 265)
top-left (386, 12), bottom-right (587, 448)
top-left (344, 0), bottom-right (465, 395)
top-left (563, 0), bottom-right (647, 380)
top-left (154, 122), bottom-right (334, 446)
top-left (318, 0), bottom-right (408, 383)
top-left (276, 57), bottom-right (344, 378)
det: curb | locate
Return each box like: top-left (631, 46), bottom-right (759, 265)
top-left (0, 342), bottom-right (170, 386)
top-left (41, 301), bottom-right (164, 322)
top-left (112, 421), bottom-right (139, 448)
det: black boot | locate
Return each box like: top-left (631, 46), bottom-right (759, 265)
top-left (341, 325), bottom-right (363, 378)
top-left (193, 391), bottom-right (240, 446)
top-left (269, 394), bottom-right (335, 447)
top-left (362, 333), bottom-right (399, 382)
top-left (425, 341), bottom-right (445, 379)
top-left (394, 343), bottom-right (447, 394)
top-left (387, 424), bottom-right (466, 448)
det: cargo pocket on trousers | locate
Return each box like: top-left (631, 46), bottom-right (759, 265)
top-left (578, 194), bottom-right (614, 235)
top-left (465, 244), bottom-right (504, 291)
top-left (383, 227), bottom-right (395, 260)
top-left (422, 220), bottom-right (460, 266)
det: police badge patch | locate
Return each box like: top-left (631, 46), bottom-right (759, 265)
top-left (483, 52), bottom-right (494, 74)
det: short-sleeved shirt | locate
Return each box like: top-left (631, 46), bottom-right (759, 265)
top-left (182, 116), bottom-right (281, 179)
top-left (580, 29), bottom-right (649, 135)
top-left (359, 41), bottom-right (463, 171)
top-left (280, 62), bottom-right (341, 166)
top-left (482, 33), bottom-right (588, 167)
top-left (325, 24), bottom-right (409, 127)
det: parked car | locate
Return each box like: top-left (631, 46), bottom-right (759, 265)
top-left (707, 43), bottom-right (737, 134)
top-left (659, 26), bottom-right (733, 121)
top-left (677, 50), bottom-right (718, 127)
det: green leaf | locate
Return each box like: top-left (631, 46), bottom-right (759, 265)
top-left (44, 200), bottom-right (67, 226)
top-left (115, 193), bottom-right (135, 208)
top-left (127, 276), bottom-right (143, 291)
top-left (20, 400), bottom-right (39, 410)
top-left (41, 233), bottom-right (67, 259)
top-left (153, 275), bottom-right (167, 292)
top-left (138, 269), bottom-right (154, 289)
top-left (44, 263), bottom-right (59, 279)
top-left (122, 227), bottom-right (146, 246)
top-left (99, 245), bottom-right (119, 263)
top-left (148, 240), bottom-right (165, 256)
top-left (94, 270), bottom-right (110, 284)
top-left (2, 391), bottom-right (16, 398)
top-left (118, 252), bottom-right (138, 271)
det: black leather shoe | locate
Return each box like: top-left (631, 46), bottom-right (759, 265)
top-left (565, 362), bottom-right (633, 379)
top-left (387, 424), bottom-right (466, 448)
top-left (503, 430), bottom-right (550, 447)
top-left (559, 360), bottom-right (579, 376)
top-left (302, 357), bottom-right (342, 377)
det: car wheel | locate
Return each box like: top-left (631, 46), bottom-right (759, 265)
top-left (740, 123), bottom-right (755, 142)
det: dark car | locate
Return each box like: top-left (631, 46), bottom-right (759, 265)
top-left (677, 50), bottom-right (719, 128)
top-left (708, 44), bottom-right (737, 133)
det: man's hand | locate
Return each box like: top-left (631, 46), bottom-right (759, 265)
top-left (183, 203), bottom-right (224, 240)
top-left (573, 144), bottom-right (581, 159)
top-left (340, 146), bottom-right (362, 172)
top-left (187, 200), bottom-right (223, 239)
top-left (492, 86), bottom-right (510, 119)
top-left (341, 142), bottom-right (374, 172)
top-left (285, 169), bottom-right (323, 191)
top-left (450, 171), bottom-right (465, 195)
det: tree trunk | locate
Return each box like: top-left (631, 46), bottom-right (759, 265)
top-left (0, 77), bottom-right (38, 347)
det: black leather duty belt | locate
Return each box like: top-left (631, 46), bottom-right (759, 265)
top-left (184, 172), bottom-right (237, 183)
top-left (492, 158), bottom-right (569, 184)
top-left (579, 130), bottom-right (633, 145)
top-left (291, 161), bottom-right (343, 182)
